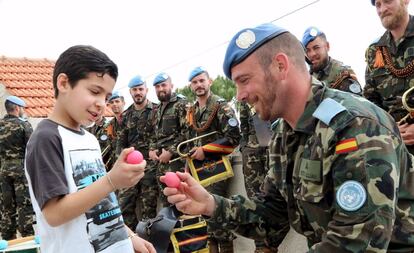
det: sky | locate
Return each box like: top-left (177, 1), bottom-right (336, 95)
top-left (1, 0), bottom-right (413, 104)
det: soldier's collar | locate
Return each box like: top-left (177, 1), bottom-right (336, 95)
top-left (293, 78), bottom-right (325, 133)
top-left (377, 15), bottom-right (414, 47)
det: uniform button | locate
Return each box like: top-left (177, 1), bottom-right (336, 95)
top-left (346, 172), bottom-right (353, 179)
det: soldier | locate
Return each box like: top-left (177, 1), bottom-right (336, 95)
top-left (106, 90), bottom-right (126, 170)
top-left (186, 67), bottom-right (240, 253)
top-left (163, 23), bottom-right (414, 252)
top-left (302, 26), bottom-right (362, 95)
top-left (364, 0), bottom-right (414, 153)
top-left (0, 95), bottom-right (34, 240)
top-left (116, 75), bottom-right (159, 229)
top-left (148, 73), bottom-right (188, 206)
top-left (238, 102), bottom-right (273, 253)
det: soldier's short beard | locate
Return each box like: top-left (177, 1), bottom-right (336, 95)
top-left (310, 57), bottom-right (329, 73)
top-left (158, 92), bottom-right (172, 102)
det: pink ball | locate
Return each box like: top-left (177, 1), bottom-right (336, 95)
top-left (164, 172), bottom-right (181, 188)
top-left (126, 150), bottom-right (144, 164)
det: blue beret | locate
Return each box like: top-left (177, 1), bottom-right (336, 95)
top-left (302, 26), bottom-right (324, 47)
top-left (128, 75), bottom-right (145, 88)
top-left (6, 95), bottom-right (26, 107)
top-left (371, 0), bottom-right (375, 5)
top-left (108, 90), bottom-right (123, 102)
top-left (188, 66), bottom-right (207, 82)
top-left (153, 72), bottom-right (170, 86)
top-left (223, 23), bottom-right (288, 79)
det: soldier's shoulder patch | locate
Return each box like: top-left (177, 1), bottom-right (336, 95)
top-left (335, 138), bottom-right (358, 154)
top-left (349, 82), bottom-right (361, 94)
top-left (312, 98), bottom-right (346, 126)
top-left (228, 118), bottom-right (238, 127)
top-left (19, 117), bottom-right (28, 122)
top-left (336, 180), bottom-right (366, 211)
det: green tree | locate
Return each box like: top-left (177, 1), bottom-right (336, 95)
top-left (176, 75), bottom-right (236, 103)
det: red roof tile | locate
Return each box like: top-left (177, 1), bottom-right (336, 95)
top-left (0, 56), bottom-right (114, 118)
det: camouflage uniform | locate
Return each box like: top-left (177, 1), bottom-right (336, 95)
top-left (364, 15), bottom-right (414, 154)
top-left (105, 115), bottom-right (123, 170)
top-left (207, 79), bottom-right (414, 252)
top-left (188, 94), bottom-right (240, 252)
top-left (116, 101), bottom-right (159, 229)
top-left (239, 102), bottom-right (273, 252)
top-left (88, 117), bottom-right (112, 170)
top-left (149, 93), bottom-right (188, 205)
top-left (311, 57), bottom-right (362, 95)
top-left (0, 114), bottom-right (34, 240)
top-left (239, 102), bottom-right (270, 198)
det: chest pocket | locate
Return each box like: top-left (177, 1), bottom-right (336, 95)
top-left (294, 158), bottom-right (325, 203)
top-left (162, 115), bottom-right (178, 135)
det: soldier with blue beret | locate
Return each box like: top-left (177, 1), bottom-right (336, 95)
top-left (108, 90), bottom-right (123, 102)
top-left (187, 66), bottom-right (240, 252)
top-left (163, 22), bottom-right (414, 252)
top-left (117, 75), bottom-right (159, 229)
top-left (149, 72), bottom-right (188, 207)
top-left (302, 26), bottom-right (362, 95)
top-left (0, 95), bottom-right (34, 240)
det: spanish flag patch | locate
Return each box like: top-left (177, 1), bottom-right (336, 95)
top-left (335, 138), bottom-right (358, 154)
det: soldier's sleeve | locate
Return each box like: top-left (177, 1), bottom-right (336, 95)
top-left (207, 169), bottom-right (290, 246)
top-left (23, 121), bottom-right (33, 144)
top-left (216, 101), bottom-right (240, 147)
top-left (115, 114), bottom-right (128, 155)
top-left (336, 67), bottom-right (363, 96)
top-left (310, 116), bottom-right (400, 252)
top-left (363, 45), bottom-right (384, 108)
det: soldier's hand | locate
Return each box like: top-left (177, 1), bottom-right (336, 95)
top-left (108, 147), bottom-right (146, 189)
top-left (190, 147), bottom-right (205, 161)
top-left (159, 148), bottom-right (173, 163)
top-left (399, 123), bottom-right (414, 145)
top-left (161, 172), bottom-right (215, 216)
top-left (149, 150), bottom-right (159, 161)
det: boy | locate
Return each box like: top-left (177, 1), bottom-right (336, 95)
top-left (25, 45), bottom-right (155, 253)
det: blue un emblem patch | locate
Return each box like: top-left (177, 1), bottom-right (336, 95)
top-left (336, 180), bottom-right (367, 211)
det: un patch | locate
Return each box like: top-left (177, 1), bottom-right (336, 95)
top-left (336, 180), bottom-right (366, 211)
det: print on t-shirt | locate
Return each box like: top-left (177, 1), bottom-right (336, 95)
top-left (70, 148), bottom-right (128, 252)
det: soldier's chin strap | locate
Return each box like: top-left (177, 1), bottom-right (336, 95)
top-left (136, 206), bottom-right (181, 253)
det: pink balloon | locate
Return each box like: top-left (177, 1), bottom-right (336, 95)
top-left (126, 150), bottom-right (144, 164)
top-left (164, 172), bottom-right (181, 188)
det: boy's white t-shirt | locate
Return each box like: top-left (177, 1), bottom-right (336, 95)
top-left (25, 119), bottom-right (134, 253)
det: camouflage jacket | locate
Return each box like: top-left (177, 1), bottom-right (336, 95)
top-left (188, 94), bottom-right (240, 148)
top-left (364, 15), bottom-right (414, 123)
top-left (239, 102), bottom-right (258, 149)
top-left (208, 79), bottom-right (414, 252)
top-left (0, 114), bottom-right (32, 162)
top-left (311, 57), bottom-right (362, 95)
top-left (117, 100), bottom-right (157, 159)
top-left (88, 117), bottom-right (110, 152)
top-left (149, 93), bottom-right (188, 157)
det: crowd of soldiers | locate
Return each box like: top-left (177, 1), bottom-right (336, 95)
top-left (1, 0), bottom-right (414, 252)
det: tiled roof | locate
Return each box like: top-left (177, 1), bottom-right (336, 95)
top-left (0, 56), bottom-right (113, 118)
top-left (0, 56), bottom-right (55, 117)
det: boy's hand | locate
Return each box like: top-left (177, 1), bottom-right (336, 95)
top-left (131, 235), bottom-right (156, 253)
top-left (161, 172), bottom-right (215, 216)
top-left (109, 147), bottom-right (146, 189)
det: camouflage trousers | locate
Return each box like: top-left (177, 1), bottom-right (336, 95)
top-left (156, 159), bottom-right (186, 207)
top-left (0, 163), bottom-right (34, 240)
top-left (241, 146), bottom-right (269, 249)
top-left (118, 168), bottom-right (159, 230)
